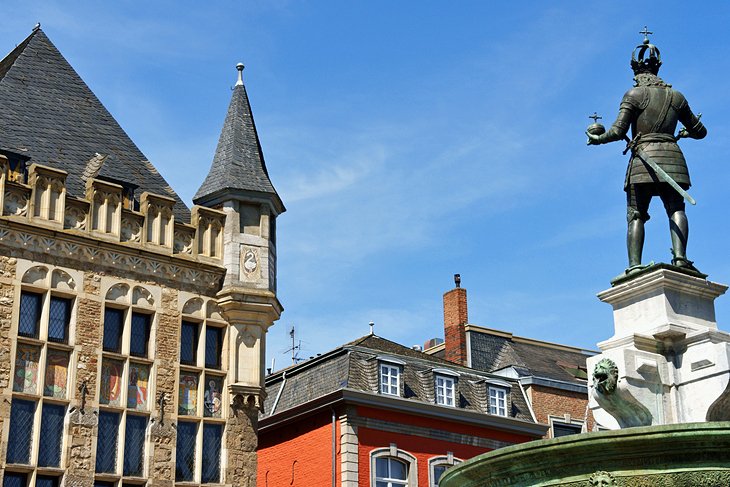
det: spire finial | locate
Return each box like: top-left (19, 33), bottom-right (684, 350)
top-left (33, 23), bottom-right (41, 32)
top-left (639, 25), bottom-right (653, 44)
top-left (235, 62), bottom-right (244, 86)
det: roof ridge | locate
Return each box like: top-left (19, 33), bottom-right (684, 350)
top-left (0, 27), bottom-right (38, 83)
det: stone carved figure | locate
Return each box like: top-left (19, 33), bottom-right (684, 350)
top-left (587, 28), bottom-right (706, 275)
top-left (589, 471), bottom-right (617, 486)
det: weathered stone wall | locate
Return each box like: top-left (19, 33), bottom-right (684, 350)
top-left (0, 256), bottom-right (16, 486)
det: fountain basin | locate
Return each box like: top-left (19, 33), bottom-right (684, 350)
top-left (440, 422), bottom-right (730, 486)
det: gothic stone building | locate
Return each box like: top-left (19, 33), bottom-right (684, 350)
top-left (0, 28), bottom-right (283, 486)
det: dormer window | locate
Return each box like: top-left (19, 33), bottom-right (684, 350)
top-left (435, 375), bottom-right (455, 406)
top-left (488, 386), bottom-right (507, 416)
top-left (379, 361), bottom-right (402, 396)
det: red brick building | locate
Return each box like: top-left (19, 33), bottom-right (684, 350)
top-left (426, 277), bottom-right (597, 437)
top-left (257, 335), bottom-right (546, 486)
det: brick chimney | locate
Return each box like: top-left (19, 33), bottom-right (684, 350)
top-left (443, 274), bottom-right (468, 365)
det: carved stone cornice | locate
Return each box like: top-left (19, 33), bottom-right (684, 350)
top-left (217, 286), bottom-right (283, 326)
top-left (0, 219), bottom-right (225, 294)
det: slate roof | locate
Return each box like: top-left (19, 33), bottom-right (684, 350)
top-left (469, 328), bottom-right (595, 385)
top-left (0, 28), bottom-right (189, 219)
top-left (193, 72), bottom-right (281, 210)
top-left (264, 334), bottom-right (534, 423)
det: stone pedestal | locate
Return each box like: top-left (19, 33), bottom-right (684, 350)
top-left (587, 265), bottom-right (730, 429)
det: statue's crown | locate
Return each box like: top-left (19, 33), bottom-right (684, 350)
top-left (631, 27), bottom-right (662, 74)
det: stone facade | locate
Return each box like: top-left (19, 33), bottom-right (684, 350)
top-left (0, 28), bottom-right (283, 487)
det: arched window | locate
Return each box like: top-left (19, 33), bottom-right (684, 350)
top-left (370, 446), bottom-right (417, 486)
top-left (428, 455), bottom-right (462, 487)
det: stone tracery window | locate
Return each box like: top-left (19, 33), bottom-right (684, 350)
top-left (4, 266), bottom-right (77, 485)
top-left (95, 283), bottom-right (156, 479)
top-left (176, 298), bottom-right (227, 483)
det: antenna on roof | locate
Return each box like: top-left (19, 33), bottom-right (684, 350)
top-left (369, 321), bottom-right (375, 335)
top-left (283, 325), bottom-right (302, 365)
top-left (235, 62), bottom-right (244, 87)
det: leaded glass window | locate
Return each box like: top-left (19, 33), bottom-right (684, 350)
top-left (34, 476), bottom-right (59, 487)
top-left (103, 308), bottom-right (124, 353)
top-left (48, 296), bottom-right (71, 343)
top-left (38, 403), bottom-right (66, 467)
top-left (6, 398), bottom-right (35, 464)
top-left (96, 411), bottom-right (120, 473)
top-left (180, 321), bottom-right (198, 365)
top-left (130, 312), bottom-right (150, 357)
top-left (2, 472), bottom-right (27, 487)
top-left (18, 291), bottom-right (42, 338)
top-left (205, 326), bottom-right (223, 369)
top-left (123, 414), bottom-right (147, 476)
top-left (175, 421), bottom-right (197, 481)
top-left (202, 423), bottom-right (222, 482)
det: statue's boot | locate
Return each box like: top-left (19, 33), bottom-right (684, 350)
top-left (669, 210), bottom-right (699, 272)
top-left (625, 218), bottom-right (649, 274)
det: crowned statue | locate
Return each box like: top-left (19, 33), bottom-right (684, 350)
top-left (586, 27), bottom-right (707, 277)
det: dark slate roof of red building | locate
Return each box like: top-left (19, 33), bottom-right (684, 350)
top-left (263, 334), bottom-right (535, 423)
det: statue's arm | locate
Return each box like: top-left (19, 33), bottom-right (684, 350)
top-left (676, 94), bottom-right (707, 139)
top-left (587, 89), bottom-right (639, 145)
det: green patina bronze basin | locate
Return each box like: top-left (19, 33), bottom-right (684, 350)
top-left (440, 422), bottom-right (730, 486)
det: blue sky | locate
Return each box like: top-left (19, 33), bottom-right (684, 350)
top-left (4, 2), bottom-right (730, 370)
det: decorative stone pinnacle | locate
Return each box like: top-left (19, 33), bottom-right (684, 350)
top-left (589, 112), bottom-right (602, 123)
top-left (235, 62), bottom-right (245, 86)
top-left (639, 26), bottom-right (653, 44)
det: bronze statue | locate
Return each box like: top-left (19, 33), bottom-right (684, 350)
top-left (587, 28), bottom-right (706, 275)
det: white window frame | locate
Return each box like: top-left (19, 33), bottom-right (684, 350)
top-left (379, 362), bottom-right (401, 396)
top-left (370, 446), bottom-right (418, 486)
top-left (435, 375), bottom-right (455, 407)
top-left (548, 415), bottom-right (584, 438)
top-left (488, 386), bottom-right (507, 416)
top-left (428, 455), bottom-right (462, 487)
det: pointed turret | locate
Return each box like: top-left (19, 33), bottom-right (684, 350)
top-left (201, 64), bottom-right (284, 415)
top-left (194, 63), bottom-right (284, 214)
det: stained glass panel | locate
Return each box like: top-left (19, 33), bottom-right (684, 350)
top-left (95, 411), bottom-right (119, 473)
top-left (175, 421), bottom-right (197, 481)
top-left (48, 296), bottom-right (71, 343)
top-left (204, 374), bottom-right (223, 418)
top-left (127, 362), bottom-right (150, 410)
top-left (178, 372), bottom-right (198, 416)
top-left (38, 403), bottom-right (65, 467)
top-left (100, 359), bottom-right (124, 406)
top-left (13, 344), bottom-right (40, 394)
top-left (18, 291), bottom-right (42, 338)
top-left (123, 414), bottom-right (147, 476)
top-left (201, 423), bottom-right (222, 483)
top-left (44, 349), bottom-right (69, 398)
top-left (6, 398), bottom-right (34, 464)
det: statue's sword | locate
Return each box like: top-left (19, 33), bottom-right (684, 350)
top-left (622, 134), bottom-right (697, 206)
